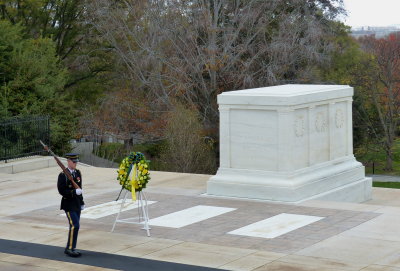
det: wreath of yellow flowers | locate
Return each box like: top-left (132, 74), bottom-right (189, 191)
top-left (117, 152), bottom-right (150, 192)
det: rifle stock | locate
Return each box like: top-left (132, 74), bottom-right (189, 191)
top-left (40, 140), bottom-right (80, 190)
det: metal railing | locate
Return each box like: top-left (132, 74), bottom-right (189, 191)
top-left (0, 116), bottom-right (50, 162)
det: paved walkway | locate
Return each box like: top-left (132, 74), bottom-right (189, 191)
top-left (0, 239), bottom-right (218, 271)
top-left (368, 174), bottom-right (400, 182)
top-left (2, 157), bottom-right (400, 270)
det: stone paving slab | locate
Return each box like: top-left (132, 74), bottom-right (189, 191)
top-left (8, 190), bottom-right (380, 254)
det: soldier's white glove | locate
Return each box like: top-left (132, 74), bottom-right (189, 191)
top-left (75, 188), bottom-right (82, 195)
top-left (81, 205), bottom-right (85, 210)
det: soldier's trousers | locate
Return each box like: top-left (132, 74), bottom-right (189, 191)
top-left (65, 211), bottom-right (81, 250)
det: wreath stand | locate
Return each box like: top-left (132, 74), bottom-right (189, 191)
top-left (111, 189), bottom-right (151, 237)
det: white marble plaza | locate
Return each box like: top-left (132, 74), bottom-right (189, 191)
top-left (3, 157), bottom-right (400, 271)
top-left (228, 213), bottom-right (324, 239)
top-left (80, 199), bottom-right (157, 219)
top-left (149, 205), bottom-right (236, 228)
top-left (207, 84), bottom-right (372, 203)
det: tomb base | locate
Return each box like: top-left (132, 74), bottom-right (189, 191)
top-left (207, 156), bottom-right (372, 203)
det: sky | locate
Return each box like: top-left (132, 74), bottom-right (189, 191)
top-left (341, 0), bottom-right (400, 28)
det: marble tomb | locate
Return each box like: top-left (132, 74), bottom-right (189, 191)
top-left (207, 84), bottom-right (372, 203)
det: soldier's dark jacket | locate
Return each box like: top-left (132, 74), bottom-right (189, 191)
top-left (57, 170), bottom-right (84, 212)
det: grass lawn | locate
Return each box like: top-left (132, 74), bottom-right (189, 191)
top-left (373, 182), bottom-right (400, 189)
top-left (355, 138), bottom-right (400, 176)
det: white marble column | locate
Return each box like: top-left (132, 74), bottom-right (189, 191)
top-left (278, 108), bottom-right (293, 171)
top-left (219, 106), bottom-right (230, 168)
top-left (347, 99), bottom-right (353, 156)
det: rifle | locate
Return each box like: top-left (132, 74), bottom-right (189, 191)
top-left (39, 140), bottom-right (80, 190)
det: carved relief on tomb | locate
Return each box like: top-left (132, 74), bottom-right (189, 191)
top-left (294, 116), bottom-right (305, 137)
top-left (315, 112), bottom-right (327, 133)
top-left (335, 109), bottom-right (344, 128)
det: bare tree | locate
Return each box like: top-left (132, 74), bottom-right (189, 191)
top-left (85, 0), bottom-right (344, 128)
top-left (79, 89), bottom-right (167, 144)
top-left (357, 33), bottom-right (400, 170)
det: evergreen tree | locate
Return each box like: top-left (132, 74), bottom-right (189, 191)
top-left (0, 20), bottom-right (75, 154)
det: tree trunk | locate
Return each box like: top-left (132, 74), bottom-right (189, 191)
top-left (384, 144), bottom-right (393, 171)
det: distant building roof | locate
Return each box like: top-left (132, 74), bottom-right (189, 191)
top-left (350, 25), bottom-right (400, 38)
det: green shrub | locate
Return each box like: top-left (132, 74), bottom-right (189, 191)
top-left (94, 141), bottom-right (168, 171)
top-left (131, 141), bottom-right (166, 158)
top-left (158, 103), bottom-right (217, 174)
top-left (94, 142), bottom-right (126, 163)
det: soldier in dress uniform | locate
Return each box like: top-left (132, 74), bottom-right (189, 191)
top-left (57, 153), bottom-right (85, 257)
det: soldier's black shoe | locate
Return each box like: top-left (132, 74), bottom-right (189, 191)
top-left (73, 249), bottom-right (82, 256)
top-left (64, 248), bottom-right (81, 257)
